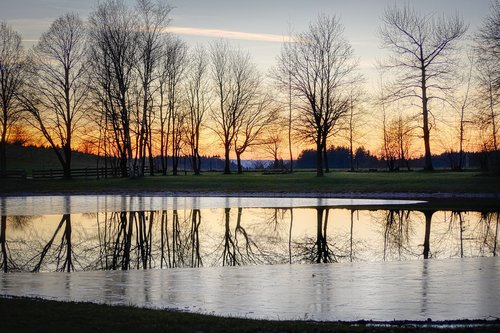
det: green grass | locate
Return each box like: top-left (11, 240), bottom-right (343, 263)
top-left (1, 297), bottom-right (498, 333)
top-left (1, 170), bottom-right (499, 195)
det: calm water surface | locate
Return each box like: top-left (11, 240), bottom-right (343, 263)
top-left (0, 195), bottom-right (499, 321)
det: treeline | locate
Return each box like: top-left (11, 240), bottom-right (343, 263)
top-left (1, 0), bottom-right (499, 178)
top-left (296, 146), bottom-right (499, 171)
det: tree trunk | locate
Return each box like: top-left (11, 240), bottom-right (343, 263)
top-left (350, 140), bottom-right (354, 172)
top-left (421, 67), bottom-right (434, 171)
top-left (63, 144), bottom-right (72, 179)
top-left (192, 149), bottom-right (200, 175)
top-left (120, 154), bottom-right (128, 177)
top-left (224, 143), bottom-right (231, 174)
top-left (236, 151), bottom-right (243, 174)
top-left (0, 140), bottom-right (6, 178)
top-left (316, 140), bottom-right (324, 177)
top-left (323, 144), bottom-right (330, 173)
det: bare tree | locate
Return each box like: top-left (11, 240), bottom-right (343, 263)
top-left (263, 122), bottom-right (285, 169)
top-left (186, 45), bottom-right (210, 175)
top-left (474, 1), bottom-right (500, 155)
top-left (448, 52), bottom-right (474, 170)
top-left (390, 114), bottom-right (415, 170)
top-left (156, 37), bottom-right (188, 176)
top-left (234, 92), bottom-right (279, 174)
top-left (0, 22), bottom-right (25, 177)
top-left (134, 0), bottom-right (172, 176)
top-left (476, 0), bottom-right (499, 91)
top-left (166, 38), bottom-right (188, 176)
top-left (20, 13), bottom-right (88, 179)
top-left (379, 4), bottom-right (467, 171)
top-left (275, 15), bottom-right (359, 176)
top-left (88, 0), bottom-right (138, 177)
top-left (341, 88), bottom-right (365, 171)
top-left (475, 56), bottom-right (499, 152)
top-left (210, 40), bottom-right (260, 174)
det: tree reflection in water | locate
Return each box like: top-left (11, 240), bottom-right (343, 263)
top-left (477, 212), bottom-right (499, 256)
top-left (218, 208), bottom-right (267, 266)
top-left (29, 214), bottom-right (74, 272)
top-left (293, 208), bottom-right (338, 263)
top-left (1, 207), bottom-right (499, 272)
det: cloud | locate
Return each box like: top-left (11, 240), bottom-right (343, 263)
top-left (165, 26), bottom-right (292, 42)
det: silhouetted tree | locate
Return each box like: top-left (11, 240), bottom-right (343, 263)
top-left (134, 0), bottom-right (172, 176)
top-left (475, 0), bottom-right (500, 91)
top-left (163, 37), bottom-right (188, 176)
top-left (20, 13), bottom-right (88, 179)
top-left (210, 40), bottom-right (260, 174)
top-left (186, 46), bottom-right (210, 175)
top-left (380, 4), bottom-right (467, 171)
top-left (88, 0), bottom-right (138, 177)
top-left (234, 93), bottom-right (278, 173)
top-left (0, 22), bottom-right (25, 177)
top-left (276, 15), bottom-right (359, 176)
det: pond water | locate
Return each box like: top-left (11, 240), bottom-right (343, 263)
top-left (0, 195), bottom-right (499, 321)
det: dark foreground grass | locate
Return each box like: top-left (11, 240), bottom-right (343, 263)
top-left (1, 297), bottom-right (498, 333)
top-left (1, 170), bottom-right (500, 195)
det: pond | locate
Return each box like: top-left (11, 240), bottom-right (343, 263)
top-left (0, 195), bottom-right (499, 321)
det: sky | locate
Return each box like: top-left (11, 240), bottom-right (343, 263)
top-left (0, 0), bottom-right (494, 157)
top-left (0, 0), bottom-right (491, 81)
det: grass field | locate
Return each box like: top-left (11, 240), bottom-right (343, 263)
top-left (1, 297), bottom-right (498, 333)
top-left (1, 170), bottom-right (499, 195)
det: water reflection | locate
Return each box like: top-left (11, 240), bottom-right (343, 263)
top-left (0, 207), bottom-right (498, 272)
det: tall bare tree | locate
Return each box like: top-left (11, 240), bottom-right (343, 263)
top-left (475, 55), bottom-right (499, 152)
top-left (341, 88), bottom-right (365, 171)
top-left (163, 37), bottom-right (188, 176)
top-left (0, 22), bottom-right (25, 177)
top-left (186, 45), bottom-right (210, 175)
top-left (88, 0), bottom-right (138, 177)
top-left (379, 4), bottom-right (467, 171)
top-left (20, 13), bottom-right (88, 179)
top-left (275, 15), bottom-right (358, 176)
top-left (474, 1), bottom-right (499, 156)
top-left (449, 53), bottom-right (474, 170)
top-left (210, 40), bottom-right (260, 174)
top-left (476, 0), bottom-right (499, 91)
top-left (134, 0), bottom-right (172, 176)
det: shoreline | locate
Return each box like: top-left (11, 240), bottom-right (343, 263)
top-left (1, 294), bottom-right (499, 332)
top-left (2, 190), bottom-right (500, 199)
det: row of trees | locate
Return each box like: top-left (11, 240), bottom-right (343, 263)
top-left (1, 0), bottom-right (499, 178)
top-left (0, 0), bottom-right (280, 178)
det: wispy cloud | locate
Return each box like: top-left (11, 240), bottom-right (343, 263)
top-left (165, 26), bottom-right (292, 42)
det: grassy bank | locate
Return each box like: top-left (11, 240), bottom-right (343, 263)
top-left (1, 297), bottom-right (498, 333)
top-left (1, 170), bottom-right (500, 195)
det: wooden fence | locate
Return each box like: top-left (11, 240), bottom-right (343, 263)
top-left (2, 169), bottom-right (28, 179)
top-left (32, 167), bottom-right (121, 179)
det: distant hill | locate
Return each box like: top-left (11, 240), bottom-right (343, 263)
top-left (5, 144), bottom-right (99, 172)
